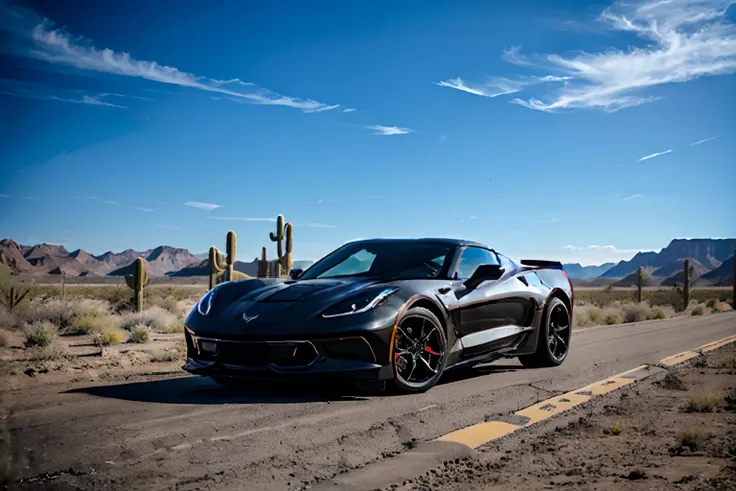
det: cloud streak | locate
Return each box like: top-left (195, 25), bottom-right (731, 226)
top-left (622, 193), bottom-right (642, 201)
top-left (690, 136), bottom-right (718, 146)
top-left (185, 201), bottom-right (222, 211)
top-left (638, 149), bottom-right (672, 161)
top-left (366, 125), bottom-right (413, 136)
top-left (505, 0), bottom-right (736, 112)
top-left (436, 75), bottom-right (571, 99)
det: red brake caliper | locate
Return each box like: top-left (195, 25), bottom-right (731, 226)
top-left (424, 345), bottom-right (440, 355)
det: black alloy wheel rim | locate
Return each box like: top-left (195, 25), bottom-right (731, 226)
top-left (393, 316), bottom-right (445, 388)
top-left (548, 304), bottom-right (571, 362)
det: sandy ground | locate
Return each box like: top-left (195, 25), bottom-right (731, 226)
top-left (397, 343), bottom-right (736, 491)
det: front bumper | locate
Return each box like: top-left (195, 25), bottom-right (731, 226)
top-left (183, 327), bottom-right (396, 382)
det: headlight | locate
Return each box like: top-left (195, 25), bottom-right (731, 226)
top-left (196, 287), bottom-right (218, 316)
top-left (322, 287), bottom-right (399, 318)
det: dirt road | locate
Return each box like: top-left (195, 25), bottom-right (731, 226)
top-left (2, 313), bottom-right (735, 490)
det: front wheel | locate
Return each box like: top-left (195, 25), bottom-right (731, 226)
top-left (390, 307), bottom-right (447, 394)
top-left (519, 297), bottom-right (571, 368)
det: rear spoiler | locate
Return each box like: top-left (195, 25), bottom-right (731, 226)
top-left (520, 259), bottom-right (563, 270)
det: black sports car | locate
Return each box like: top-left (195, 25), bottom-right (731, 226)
top-left (183, 238), bottom-right (574, 393)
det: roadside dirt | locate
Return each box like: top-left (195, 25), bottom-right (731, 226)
top-left (395, 343), bottom-right (736, 491)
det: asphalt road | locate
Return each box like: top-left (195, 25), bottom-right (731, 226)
top-left (2, 312), bottom-right (735, 491)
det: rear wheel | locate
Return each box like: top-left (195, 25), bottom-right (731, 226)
top-left (519, 297), bottom-right (571, 368)
top-left (390, 307), bottom-right (447, 394)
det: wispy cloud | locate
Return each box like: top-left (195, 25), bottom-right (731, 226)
top-left (690, 136), bottom-right (718, 146)
top-left (562, 245), bottom-right (581, 250)
top-left (363, 195), bottom-right (383, 199)
top-left (436, 74), bottom-right (572, 99)
top-left (638, 149), bottom-right (672, 161)
top-left (185, 201), bottom-right (222, 211)
top-left (134, 207), bottom-right (154, 212)
top-left (507, 0), bottom-right (736, 112)
top-left (103, 200), bottom-right (119, 205)
top-left (342, 108), bottom-right (356, 113)
top-left (622, 193), bottom-right (642, 201)
top-left (205, 216), bottom-right (275, 222)
top-left (157, 224), bottom-right (180, 230)
top-left (366, 125), bottom-right (413, 136)
top-left (84, 196), bottom-right (99, 200)
top-left (51, 93), bottom-right (126, 108)
top-left (0, 9), bottom-right (341, 114)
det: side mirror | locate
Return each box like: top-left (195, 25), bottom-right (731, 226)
top-left (289, 268), bottom-right (303, 280)
top-left (463, 264), bottom-right (505, 290)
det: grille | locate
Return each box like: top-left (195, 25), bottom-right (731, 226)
top-left (199, 340), bottom-right (319, 368)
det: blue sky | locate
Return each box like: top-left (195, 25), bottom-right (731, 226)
top-left (0, 0), bottom-right (734, 266)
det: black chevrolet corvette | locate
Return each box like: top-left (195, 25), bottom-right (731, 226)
top-left (183, 238), bottom-right (574, 393)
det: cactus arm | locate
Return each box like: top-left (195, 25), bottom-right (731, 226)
top-left (269, 215), bottom-right (285, 259)
top-left (226, 231), bottom-right (237, 281)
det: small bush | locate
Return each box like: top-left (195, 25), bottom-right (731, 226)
top-left (120, 307), bottom-right (175, 332)
top-left (151, 296), bottom-right (181, 315)
top-left (685, 395), bottom-right (720, 413)
top-left (25, 322), bottom-right (56, 347)
top-left (150, 350), bottom-right (180, 362)
top-left (648, 308), bottom-right (666, 320)
top-left (127, 326), bottom-right (150, 344)
top-left (611, 423), bottom-right (622, 435)
top-left (706, 299), bottom-right (717, 309)
top-left (160, 322), bottom-right (184, 334)
top-left (679, 430), bottom-right (708, 451)
top-left (623, 304), bottom-right (650, 323)
top-left (0, 306), bottom-right (18, 330)
top-left (0, 330), bottom-right (8, 347)
top-left (691, 306), bottom-right (704, 316)
top-left (29, 342), bottom-right (72, 361)
top-left (588, 308), bottom-right (603, 325)
top-left (604, 313), bottom-right (623, 325)
top-left (95, 331), bottom-right (123, 347)
top-left (659, 372), bottom-right (687, 391)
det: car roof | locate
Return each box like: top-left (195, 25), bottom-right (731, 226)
top-left (343, 237), bottom-right (491, 249)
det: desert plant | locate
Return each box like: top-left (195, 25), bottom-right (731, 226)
top-left (269, 214), bottom-right (293, 277)
top-left (684, 259), bottom-right (691, 309)
top-left (0, 286), bottom-right (32, 312)
top-left (94, 331), bottom-right (123, 347)
top-left (636, 267), bottom-right (643, 303)
top-left (124, 257), bottom-right (149, 312)
top-left (127, 326), bottom-right (150, 344)
top-left (659, 372), bottom-right (686, 391)
top-left (623, 303), bottom-right (650, 323)
top-left (120, 307), bottom-right (175, 332)
top-left (684, 395), bottom-right (720, 413)
top-left (258, 246), bottom-right (269, 278)
top-left (588, 308), bottom-right (603, 325)
top-left (604, 313), bottom-right (623, 325)
top-left (208, 245), bottom-right (226, 290)
top-left (75, 315), bottom-right (97, 335)
top-left (611, 423), bottom-right (622, 435)
top-left (150, 350), bottom-right (179, 362)
top-left (679, 430), bottom-right (708, 451)
top-left (160, 322), bottom-right (184, 334)
top-left (0, 330), bottom-right (8, 347)
top-left (649, 308), bottom-right (666, 320)
top-left (706, 299), bottom-right (717, 309)
top-left (691, 305), bottom-right (704, 316)
top-left (29, 341), bottom-right (72, 361)
top-left (25, 322), bottom-right (56, 347)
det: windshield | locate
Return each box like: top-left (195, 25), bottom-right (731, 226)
top-left (299, 242), bottom-right (455, 280)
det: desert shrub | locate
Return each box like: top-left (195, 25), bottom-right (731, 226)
top-left (0, 330), bottom-right (8, 347)
top-left (649, 308), bottom-right (666, 320)
top-left (127, 327), bottom-right (150, 344)
top-left (0, 306), bottom-right (18, 330)
top-left (611, 423), bottom-right (622, 435)
top-left (679, 430), bottom-right (708, 451)
top-left (659, 372), bottom-right (686, 391)
top-left (684, 395), bottom-right (720, 413)
top-left (150, 296), bottom-right (181, 316)
top-left (119, 307), bottom-right (175, 332)
top-left (94, 331), bottom-right (123, 347)
top-left (623, 303), bottom-right (650, 323)
top-left (160, 322), bottom-right (184, 334)
top-left (691, 306), bottom-right (704, 316)
top-left (604, 313), bottom-right (623, 325)
top-left (29, 342), bottom-right (72, 361)
top-left (706, 299), bottom-right (717, 309)
top-left (20, 298), bottom-right (111, 334)
top-left (587, 308), bottom-right (604, 325)
top-left (24, 322), bottom-right (56, 347)
top-left (150, 349), bottom-right (182, 362)
top-left (713, 301), bottom-right (732, 313)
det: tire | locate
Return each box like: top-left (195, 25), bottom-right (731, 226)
top-left (390, 307), bottom-right (448, 394)
top-left (519, 297), bottom-right (571, 368)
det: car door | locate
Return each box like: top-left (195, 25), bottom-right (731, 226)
top-left (453, 247), bottom-right (535, 351)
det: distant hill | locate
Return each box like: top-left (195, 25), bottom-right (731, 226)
top-left (599, 251), bottom-right (659, 278)
top-left (695, 255), bottom-right (735, 286)
top-left (562, 262), bottom-right (615, 279)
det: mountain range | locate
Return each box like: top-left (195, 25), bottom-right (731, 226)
top-left (1, 237), bottom-right (733, 286)
top-left (561, 238), bottom-right (735, 286)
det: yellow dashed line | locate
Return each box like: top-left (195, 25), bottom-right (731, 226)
top-left (438, 421), bottom-right (520, 449)
top-left (659, 351), bottom-right (700, 366)
top-left (574, 376), bottom-right (635, 397)
top-left (516, 392), bottom-right (590, 425)
top-left (697, 335), bottom-right (736, 353)
top-left (614, 364), bottom-right (650, 378)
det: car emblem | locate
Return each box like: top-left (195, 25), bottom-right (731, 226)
top-left (242, 312), bottom-right (259, 323)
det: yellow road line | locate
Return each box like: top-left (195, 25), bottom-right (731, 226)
top-left (697, 335), bottom-right (736, 353)
top-left (574, 376), bottom-right (636, 397)
top-left (614, 364), bottom-right (650, 378)
top-left (438, 421), bottom-right (521, 448)
top-left (659, 351), bottom-right (700, 366)
top-left (516, 392), bottom-right (590, 426)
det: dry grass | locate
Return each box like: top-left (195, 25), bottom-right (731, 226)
top-left (28, 341), bottom-right (73, 361)
top-left (623, 303), bottom-right (650, 323)
top-left (691, 305), bottom-right (705, 316)
top-left (684, 395), bottom-right (721, 413)
top-left (649, 308), bottom-right (666, 319)
top-left (127, 327), bottom-right (150, 344)
top-left (678, 430), bottom-right (709, 451)
top-left (24, 322), bottom-right (56, 347)
top-left (604, 313), bottom-right (624, 325)
top-left (94, 331), bottom-right (124, 347)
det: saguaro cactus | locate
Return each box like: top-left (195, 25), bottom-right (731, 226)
top-left (269, 214), bottom-right (293, 277)
top-left (226, 230), bottom-right (237, 281)
top-left (208, 246), bottom-right (226, 290)
top-left (125, 257), bottom-right (149, 312)
top-left (636, 267), bottom-right (643, 303)
top-left (258, 247), bottom-right (269, 278)
top-left (0, 286), bottom-right (31, 312)
top-left (683, 259), bottom-right (690, 309)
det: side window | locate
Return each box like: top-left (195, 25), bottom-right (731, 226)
top-left (454, 247), bottom-right (499, 280)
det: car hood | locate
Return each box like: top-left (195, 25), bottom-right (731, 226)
top-left (188, 277), bottom-right (397, 336)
